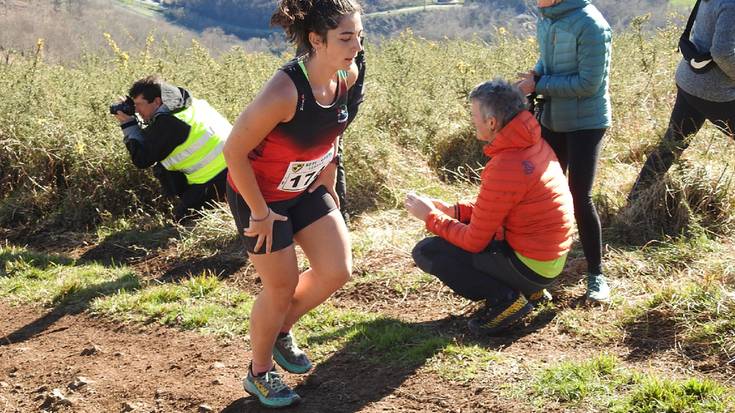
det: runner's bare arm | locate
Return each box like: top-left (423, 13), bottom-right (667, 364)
top-left (224, 71), bottom-right (298, 217)
top-left (224, 71), bottom-right (297, 253)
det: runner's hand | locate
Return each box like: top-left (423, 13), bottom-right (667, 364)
top-left (308, 162), bottom-right (339, 208)
top-left (244, 208), bottom-right (288, 254)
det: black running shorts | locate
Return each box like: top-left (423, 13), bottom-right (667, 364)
top-left (226, 184), bottom-right (337, 255)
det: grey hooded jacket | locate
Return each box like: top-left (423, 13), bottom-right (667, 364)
top-left (675, 0), bottom-right (735, 102)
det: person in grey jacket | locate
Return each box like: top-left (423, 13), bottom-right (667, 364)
top-left (517, 0), bottom-right (612, 303)
top-left (629, 0), bottom-right (735, 200)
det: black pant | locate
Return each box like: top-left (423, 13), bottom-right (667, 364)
top-left (412, 237), bottom-right (554, 305)
top-left (541, 126), bottom-right (605, 275)
top-left (630, 86), bottom-right (735, 199)
top-left (175, 169), bottom-right (227, 220)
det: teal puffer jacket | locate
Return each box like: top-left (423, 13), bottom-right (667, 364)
top-left (534, 0), bottom-right (612, 132)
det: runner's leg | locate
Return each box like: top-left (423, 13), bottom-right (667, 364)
top-left (282, 210), bottom-right (351, 329)
top-left (248, 246), bottom-right (300, 373)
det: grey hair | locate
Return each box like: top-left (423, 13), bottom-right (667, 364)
top-left (469, 79), bottom-right (528, 129)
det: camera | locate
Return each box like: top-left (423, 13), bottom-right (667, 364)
top-left (109, 96), bottom-right (135, 116)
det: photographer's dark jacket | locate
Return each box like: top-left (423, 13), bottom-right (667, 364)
top-left (120, 83), bottom-right (231, 185)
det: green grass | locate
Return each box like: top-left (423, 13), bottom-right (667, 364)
top-left (618, 376), bottom-right (734, 413)
top-left (0, 245), bottom-right (451, 362)
top-left (524, 355), bottom-right (734, 412)
top-left (92, 273), bottom-right (253, 337)
top-left (0, 246), bottom-right (140, 309)
top-left (532, 354), bottom-right (628, 406)
top-left (622, 282), bottom-right (735, 363)
top-left (298, 306), bottom-right (451, 365)
top-left (427, 343), bottom-right (505, 383)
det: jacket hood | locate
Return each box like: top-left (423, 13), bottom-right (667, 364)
top-left (159, 82), bottom-right (191, 113)
top-left (539, 0), bottom-right (589, 19)
top-left (484, 111), bottom-right (540, 157)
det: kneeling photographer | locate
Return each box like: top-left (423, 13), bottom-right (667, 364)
top-left (111, 75), bottom-right (231, 221)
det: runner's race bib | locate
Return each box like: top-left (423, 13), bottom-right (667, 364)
top-left (277, 147), bottom-right (335, 192)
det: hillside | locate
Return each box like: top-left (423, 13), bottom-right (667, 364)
top-left (157, 0), bottom-right (687, 41)
top-left (1, 13), bottom-right (734, 411)
top-left (0, 0), bottom-right (267, 63)
top-left (0, 0), bottom-right (693, 62)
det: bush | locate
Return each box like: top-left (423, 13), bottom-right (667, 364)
top-left (611, 161), bottom-right (735, 244)
top-left (2, 20), bottom-right (734, 237)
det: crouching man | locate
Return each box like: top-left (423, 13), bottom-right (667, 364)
top-left (112, 75), bottom-right (231, 221)
top-left (405, 79), bottom-right (575, 335)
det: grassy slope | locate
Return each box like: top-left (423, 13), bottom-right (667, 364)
top-left (1, 15), bottom-right (734, 411)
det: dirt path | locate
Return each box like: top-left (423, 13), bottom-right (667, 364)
top-left (0, 301), bottom-right (605, 413)
top-left (0, 303), bottom-right (252, 412)
top-left (0, 302), bottom-right (536, 413)
top-left (2, 230), bottom-right (731, 412)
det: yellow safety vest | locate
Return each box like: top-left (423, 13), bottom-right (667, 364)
top-left (161, 99), bottom-right (231, 184)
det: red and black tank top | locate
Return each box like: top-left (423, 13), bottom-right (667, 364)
top-left (228, 58), bottom-right (350, 202)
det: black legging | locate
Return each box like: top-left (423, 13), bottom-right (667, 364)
top-left (630, 86), bottom-right (735, 199)
top-left (412, 237), bottom-right (554, 305)
top-left (541, 127), bottom-right (605, 275)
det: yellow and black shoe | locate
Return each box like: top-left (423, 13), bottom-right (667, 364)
top-left (527, 288), bottom-right (553, 304)
top-left (468, 293), bottom-right (533, 336)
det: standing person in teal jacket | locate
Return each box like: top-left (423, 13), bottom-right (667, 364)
top-left (517, 0), bottom-right (612, 303)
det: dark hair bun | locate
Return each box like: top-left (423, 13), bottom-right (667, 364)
top-left (271, 0), bottom-right (362, 54)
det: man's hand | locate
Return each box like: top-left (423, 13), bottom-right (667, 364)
top-left (308, 161), bottom-right (339, 208)
top-left (516, 71), bottom-right (536, 95)
top-left (431, 198), bottom-right (453, 216)
top-left (113, 96), bottom-right (134, 123)
top-left (405, 192), bottom-right (436, 222)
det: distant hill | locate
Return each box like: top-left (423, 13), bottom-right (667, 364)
top-left (159, 0), bottom-right (687, 41)
top-left (0, 0), bottom-right (265, 62)
top-left (0, 0), bottom-right (690, 63)
top-left (159, 0), bottom-right (422, 38)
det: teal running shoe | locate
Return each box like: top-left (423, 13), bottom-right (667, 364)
top-left (243, 366), bottom-right (300, 408)
top-left (273, 332), bottom-right (312, 374)
top-left (586, 273), bottom-right (611, 303)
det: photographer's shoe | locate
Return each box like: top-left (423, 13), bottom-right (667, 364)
top-left (243, 365), bottom-right (301, 408)
top-left (273, 332), bottom-right (312, 374)
top-left (468, 293), bottom-right (533, 336)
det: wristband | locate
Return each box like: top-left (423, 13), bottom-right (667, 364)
top-left (533, 74), bottom-right (541, 84)
top-left (249, 208), bottom-right (271, 222)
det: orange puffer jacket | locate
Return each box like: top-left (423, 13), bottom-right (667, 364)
top-left (426, 111), bottom-right (575, 260)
